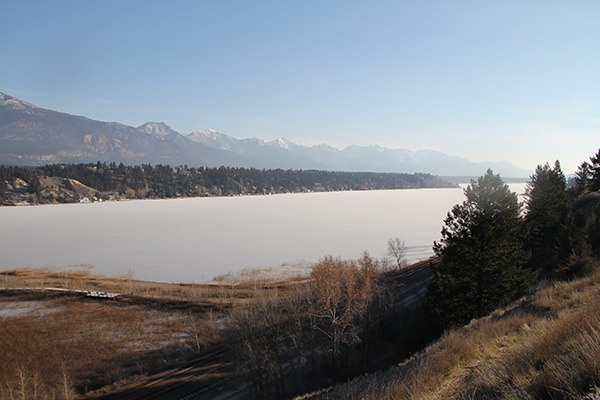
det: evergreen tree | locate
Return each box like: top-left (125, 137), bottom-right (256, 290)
top-left (584, 207), bottom-right (600, 255)
top-left (0, 179), bottom-right (6, 202)
top-left (589, 149), bottom-right (600, 192)
top-left (427, 169), bottom-right (531, 329)
top-left (574, 161), bottom-right (592, 195)
top-left (525, 161), bottom-right (571, 272)
top-left (28, 175), bottom-right (42, 201)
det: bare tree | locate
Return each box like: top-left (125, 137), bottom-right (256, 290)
top-left (226, 255), bottom-right (387, 397)
top-left (387, 237), bottom-right (408, 269)
top-left (309, 254), bottom-right (381, 374)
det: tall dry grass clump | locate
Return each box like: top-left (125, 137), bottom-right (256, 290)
top-left (459, 297), bottom-right (600, 399)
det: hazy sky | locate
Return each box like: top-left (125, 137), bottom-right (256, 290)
top-left (2, 1), bottom-right (599, 173)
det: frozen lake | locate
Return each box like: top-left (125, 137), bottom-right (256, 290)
top-left (0, 184), bottom-right (527, 282)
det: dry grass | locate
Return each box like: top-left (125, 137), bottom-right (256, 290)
top-left (459, 297), bottom-right (600, 399)
top-left (213, 262), bottom-right (312, 285)
top-left (0, 266), bottom-right (302, 310)
top-left (0, 266), bottom-right (307, 400)
top-left (0, 293), bottom-right (222, 399)
top-left (310, 259), bottom-right (600, 400)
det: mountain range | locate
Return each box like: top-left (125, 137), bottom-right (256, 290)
top-left (0, 92), bottom-right (530, 177)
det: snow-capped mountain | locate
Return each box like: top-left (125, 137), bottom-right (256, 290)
top-left (0, 92), bottom-right (531, 177)
top-left (266, 137), bottom-right (308, 152)
top-left (186, 129), bottom-right (245, 152)
top-left (186, 130), bottom-right (326, 169)
top-left (137, 122), bottom-right (180, 140)
top-left (190, 129), bottom-right (530, 177)
top-left (0, 93), bottom-right (39, 113)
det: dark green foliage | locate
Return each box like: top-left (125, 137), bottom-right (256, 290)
top-left (0, 165), bottom-right (33, 182)
top-left (583, 206), bottom-right (600, 255)
top-left (590, 149), bottom-right (600, 192)
top-left (428, 169), bottom-right (532, 329)
top-left (525, 161), bottom-right (571, 273)
top-left (570, 149), bottom-right (600, 259)
top-left (29, 175), bottom-right (42, 200)
top-left (574, 161), bottom-right (592, 195)
top-left (574, 149), bottom-right (600, 194)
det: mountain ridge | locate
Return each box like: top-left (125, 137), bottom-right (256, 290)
top-left (0, 92), bottom-right (531, 177)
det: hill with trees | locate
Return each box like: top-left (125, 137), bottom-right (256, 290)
top-left (0, 163), bottom-right (455, 206)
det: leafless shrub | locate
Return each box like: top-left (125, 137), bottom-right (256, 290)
top-left (309, 254), bottom-right (382, 373)
top-left (386, 237), bottom-right (408, 270)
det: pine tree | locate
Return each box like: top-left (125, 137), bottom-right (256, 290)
top-left (427, 169), bottom-right (531, 329)
top-left (584, 208), bottom-right (600, 254)
top-left (0, 179), bottom-right (6, 202)
top-left (28, 175), bottom-right (42, 201)
top-left (525, 161), bottom-right (571, 272)
top-left (589, 149), bottom-right (600, 192)
top-left (574, 161), bottom-right (592, 195)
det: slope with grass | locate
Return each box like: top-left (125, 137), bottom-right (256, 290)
top-left (307, 257), bottom-right (600, 400)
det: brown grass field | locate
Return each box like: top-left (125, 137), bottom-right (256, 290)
top-left (0, 267), bottom-right (303, 400)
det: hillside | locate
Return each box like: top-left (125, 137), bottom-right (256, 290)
top-left (307, 257), bottom-right (600, 400)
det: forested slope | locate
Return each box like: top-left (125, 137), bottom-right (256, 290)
top-left (0, 163), bottom-right (455, 205)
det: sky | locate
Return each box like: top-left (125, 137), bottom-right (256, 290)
top-left (1, 0), bottom-right (599, 174)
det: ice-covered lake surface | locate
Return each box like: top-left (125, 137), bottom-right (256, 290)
top-left (0, 184), bottom-right (527, 283)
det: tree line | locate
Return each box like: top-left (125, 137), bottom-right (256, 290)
top-left (0, 162), bottom-right (455, 204)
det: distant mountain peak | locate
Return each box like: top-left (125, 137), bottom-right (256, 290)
top-left (137, 122), bottom-right (179, 140)
top-left (267, 137), bottom-right (306, 150)
top-left (186, 128), bottom-right (221, 140)
top-left (138, 121), bottom-right (171, 129)
top-left (0, 92), bottom-right (37, 112)
top-left (271, 137), bottom-right (291, 148)
top-left (186, 129), bottom-right (243, 152)
top-left (187, 129), bottom-right (220, 141)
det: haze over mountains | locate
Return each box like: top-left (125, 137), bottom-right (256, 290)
top-left (0, 92), bottom-right (530, 177)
